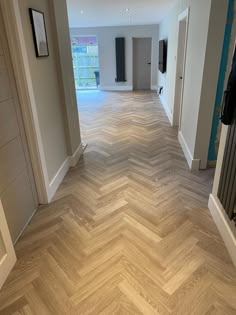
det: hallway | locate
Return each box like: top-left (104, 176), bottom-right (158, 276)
top-left (0, 91), bottom-right (236, 314)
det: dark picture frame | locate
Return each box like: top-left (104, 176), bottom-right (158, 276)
top-left (29, 8), bottom-right (49, 57)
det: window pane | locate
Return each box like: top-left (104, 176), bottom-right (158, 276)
top-left (71, 36), bottom-right (100, 89)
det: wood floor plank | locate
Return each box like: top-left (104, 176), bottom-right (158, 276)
top-left (0, 91), bottom-right (236, 314)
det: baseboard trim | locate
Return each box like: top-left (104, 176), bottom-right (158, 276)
top-left (151, 85), bottom-right (157, 91)
top-left (100, 85), bottom-right (133, 91)
top-left (178, 131), bottom-right (200, 170)
top-left (69, 143), bottom-right (83, 167)
top-left (159, 94), bottom-right (173, 124)
top-left (48, 158), bottom-right (70, 202)
top-left (48, 143), bottom-right (83, 201)
top-left (207, 160), bottom-right (217, 168)
top-left (14, 207), bottom-right (38, 245)
top-left (208, 194), bottom-right (236, 268)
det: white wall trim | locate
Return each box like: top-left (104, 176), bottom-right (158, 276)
top-left (173, 7), bottom-right (190, 127)
top-left (48, 143), bottom-right (83, 201)
top-left (100, 85), bottom-right (133, 91)
top-left (14, 207), bottom-right (38, 245)
top-left (151, 85), bottom-right (157, 91)
top-left (178, 131), bottom-right (200, 170)
top-left (178, 131), bottom-right (192, 168)
top-left (48, 159), bottom-right (70, 202)
top-left (191, 159), bottom-right (200, 171)
top-left (208, 194), bottom-right (236, 268)
top-left (178, 7), bottom-right (190, 22)
top-left (159, 94), bottom-right (173, 124)
top-left (69, 143), bottom-right (83, 167)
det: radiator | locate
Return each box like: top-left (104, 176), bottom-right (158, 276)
top-left (218, 43), bottom-right (236, 222)
top-left (115, 38), bottom-right (126, 82)
top-left (218, 120), bottom-right (236, 221)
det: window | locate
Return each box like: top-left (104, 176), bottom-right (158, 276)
top-left (71, 36), bottom-right (100, 89)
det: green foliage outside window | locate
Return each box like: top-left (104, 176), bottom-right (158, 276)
top-left (72, 45), bottom-right (99, 89)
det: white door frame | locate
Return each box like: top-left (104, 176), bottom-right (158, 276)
top-left (173, 8), bottom-right (190, 127)
top-left (0, 200), bottom-right (16, 289)
top-left (0, 0), bottom-right (49, 204)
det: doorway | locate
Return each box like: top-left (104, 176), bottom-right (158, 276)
top-left (71, 36), bottom-right (100, 90)
top-left (173, 8), bottom-right (189, 127)
top-left (0, 7), bottom-right (39, 244)
top-left (133, 38), bottom-right (152, 90)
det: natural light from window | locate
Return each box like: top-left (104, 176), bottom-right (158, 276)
top-left (71, 36), bottom-right (100, 89)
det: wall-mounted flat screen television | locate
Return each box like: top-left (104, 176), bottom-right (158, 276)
top-left (159, 39), bottom-right (167, 74)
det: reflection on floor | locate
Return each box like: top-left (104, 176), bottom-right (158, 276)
top-left (1, 91), bottom-right (236, 315)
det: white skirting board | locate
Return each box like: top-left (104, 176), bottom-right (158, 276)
top-left (14, 207), bottom-right (38, 245)
top-left (178, 131), bottom-right (200, 171)
top-left (208, 194), bottom-right (236, 268)
top-left (48, 143), bottom-right (83, 201)
top-left (159, 94), bottom-right (173, 125)
top-left (151, 85), bottom-right (157, 91)
top-left (69, 143), bottom-right (84, 167)
top-left (100, 85), bottom-right (133, 91)
top-left (100, 85), bottom-right (157, 92)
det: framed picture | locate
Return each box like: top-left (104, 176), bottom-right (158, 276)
top-left (29, 8), bottom-right (49, 57)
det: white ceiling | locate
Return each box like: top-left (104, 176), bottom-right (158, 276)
top-left (66, 0), bottom-right (178, 28)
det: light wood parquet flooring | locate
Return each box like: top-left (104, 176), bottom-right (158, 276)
top-left (0, 91), bottom-right (236, 314)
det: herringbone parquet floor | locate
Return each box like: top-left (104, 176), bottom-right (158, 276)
top-left (1, 91), bottom-right (236, 315)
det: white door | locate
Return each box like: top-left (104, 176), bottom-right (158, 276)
top-left (173, 9), bottom-right (189, 127)
top-left (133, 38), bottom-right (152, 90)
top-left (0, 6), bottom-right (38, 243)
top-left (0, 200), bottom-right (16, 289)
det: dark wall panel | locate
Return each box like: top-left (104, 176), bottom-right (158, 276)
top-left (218, 120), bottom-right (236, 220)
top-left (115, 38), bottom-right (126, 82)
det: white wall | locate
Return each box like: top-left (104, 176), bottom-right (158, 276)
top-left (70, 25), bottom-right (159, 91)
top-left (191, 0), bottom-right (228, 169)
top-left (50, 0), bottom-right (82, 156)
top-left (16, 0), bottom-right (82, 202)
top-left (179, 0), bottom-right (211, 169)
top-left (158, 4), bottom-right (179, 122)
top-left (19, 0), bottom-right (68, 182)
top-left (158, 0), bottom-right (228, 170)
